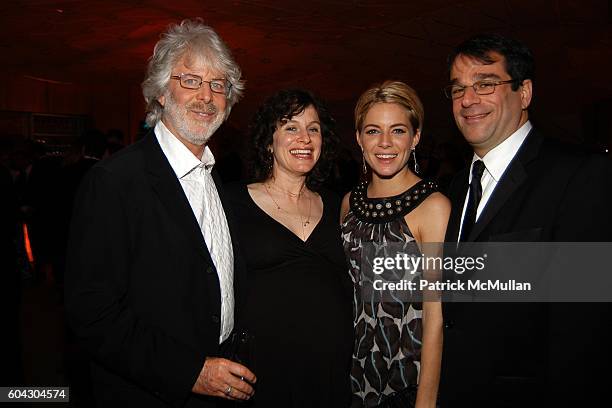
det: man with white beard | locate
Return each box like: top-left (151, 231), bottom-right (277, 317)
top-left (65, 19), bottom-right (256, 408)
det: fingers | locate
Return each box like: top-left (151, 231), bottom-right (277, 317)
top-left (223, 379), bottom-right (253, 401)
top-left (193, 357), bottom-right (256, 401)
top-left (226, 360), bottom-right (257, 384)
top-left (222, 377), bottom-right (251, 401)
top-left (223, 360), bottom-right (255, 400)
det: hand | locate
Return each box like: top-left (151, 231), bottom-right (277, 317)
top-left (192, 357), bottom-right (256, 401)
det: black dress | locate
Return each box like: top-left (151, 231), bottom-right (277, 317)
top-left (226, 184), bottom-right (353, 408)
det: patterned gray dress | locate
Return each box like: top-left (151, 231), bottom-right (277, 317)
top-left (341, 179), bottom-right (438, 408)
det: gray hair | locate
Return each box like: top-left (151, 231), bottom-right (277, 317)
top-left (142, 18), bottom-right (245, 127)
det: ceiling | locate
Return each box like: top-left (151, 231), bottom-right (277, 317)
top-left (2, 0), bottom-right (611, 145)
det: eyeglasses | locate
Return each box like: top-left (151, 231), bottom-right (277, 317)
top-left (444, 79), bottom-right (519, 100)
top-left (170, 73), bottom-right (232, 95)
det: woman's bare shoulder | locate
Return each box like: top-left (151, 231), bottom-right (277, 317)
top-left (406, 191), bottom-right (450, 242)
top-left (418, 191), bottom-right (450, 217)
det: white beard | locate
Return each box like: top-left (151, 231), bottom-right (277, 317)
top-left (163, 92), bottom-right (224, 146)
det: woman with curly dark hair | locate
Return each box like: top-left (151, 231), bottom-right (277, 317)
top-left (226, 89), bottom-right (353, 407)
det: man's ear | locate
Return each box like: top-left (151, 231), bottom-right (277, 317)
top-left (520, 79), bottom-right (533, 110)
top-left (157, 95), bottom-right (166, 108)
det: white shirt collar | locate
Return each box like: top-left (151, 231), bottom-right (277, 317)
top-left (155, 121), bottom-right (216, 178)
top-left (471, 120), bottom-right (532, 182)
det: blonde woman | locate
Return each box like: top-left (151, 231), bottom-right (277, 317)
top-left (341, 81), bottom-right (449, 408)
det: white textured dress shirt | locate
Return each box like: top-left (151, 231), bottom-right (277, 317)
top-left (155, 121), bottom-right (234, 343)
top-left (458, 121), bottom-right (532, 241)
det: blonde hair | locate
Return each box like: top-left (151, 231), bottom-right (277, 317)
top-left (354, 80), bottom-right (424, 133)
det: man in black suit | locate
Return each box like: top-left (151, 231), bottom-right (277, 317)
top-left (65, 19), bottom-right (255, 407)
top-left (439, 34), bottom-right (611, 406)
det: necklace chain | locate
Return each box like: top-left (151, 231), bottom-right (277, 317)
top-left (264, 182), bottom-right (312, 240)
top-left (265, 182), bottom-right (303, 198)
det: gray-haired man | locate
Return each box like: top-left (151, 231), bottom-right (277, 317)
top-left (66, 19), bottom-right (255, 407)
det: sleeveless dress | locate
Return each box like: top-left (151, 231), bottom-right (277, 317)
top-left (341, 179), bottom-right (438, 408)
top-left (226, 184), bottom-right (353, 408)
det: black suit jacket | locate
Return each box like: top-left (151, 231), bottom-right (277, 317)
top-left (65, 132), bottom-right (246, 408)
top-left (440, 129), bottom-right (612, 407)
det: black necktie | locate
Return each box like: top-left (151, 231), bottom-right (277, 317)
top-left (460, 160), bottom-right (486, 241)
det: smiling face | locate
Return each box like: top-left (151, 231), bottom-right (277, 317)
top-left (271, 105), bottom-right (322, 179)
top-left (450, 52), bottom-right (532, 157)
top-left (157, 54), bottom-right (227, 154)
top-left (357, 102), bottom-right (420, 180)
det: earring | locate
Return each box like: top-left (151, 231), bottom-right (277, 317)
top-left (362, 155), bottom-right (368, 175)
top-left (411, 148), bottom-right (419, 174)
top-left (267, 148), bottom-right (274, 174)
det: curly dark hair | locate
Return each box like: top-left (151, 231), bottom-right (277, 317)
top-left (448, 33), bottom-right (535, 91)
top-left (248, 89), bottom-right (338, 192)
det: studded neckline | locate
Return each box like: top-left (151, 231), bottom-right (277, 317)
top-left (349, 179), bottom-right (438, 224)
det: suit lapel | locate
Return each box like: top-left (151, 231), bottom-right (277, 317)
top-left (468, 129), bottom-right (542, 241)
top-left (142, 132), bottom-right (215, 265)
top-left (445, 167), bottom-right (469, 242)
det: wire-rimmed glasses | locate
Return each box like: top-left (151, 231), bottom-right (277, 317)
top-left (444, 79), bottom-right (519, 100)
top-left (171, 73), bottom-right (232, 95)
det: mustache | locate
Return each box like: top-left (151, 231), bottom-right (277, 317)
top-left (186, 102), bottom-right (218, 114)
